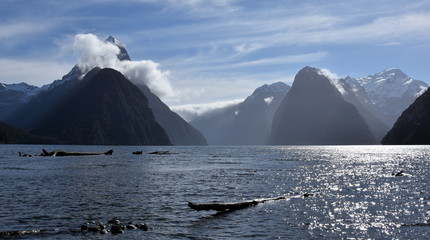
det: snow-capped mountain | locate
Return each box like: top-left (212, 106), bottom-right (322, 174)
top-left (3, 36), bottom-right (206, 145)
top-left (0, 82), bottom-right (41, 98)
top-left (357, 68), bottom-right (427, 99)
top-left (105, 36), bottom-right (131, 61)
top-left (0, 82), bottom-right (43, 121)
top-left (344, 68), bottom-right (428, 128)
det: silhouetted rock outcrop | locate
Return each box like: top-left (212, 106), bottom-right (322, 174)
top-left (270, 66), bottom-right (376, 145)
top-left (381, 88), bottom-right (430, 144)
top-left (32, 68), bottom-right (171, 145)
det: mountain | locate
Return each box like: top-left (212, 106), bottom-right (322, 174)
top-left (349, 68), bottom-right (428, 128)
top-left (104, 36), bottom-right (206, 145)
top-left (270, 66), bottom-right (376, 145)
top-left (191, 82), bottom-right (290, 145)
top-left (0, 82), bottom-right (42, 122)
top-left (381, 88), bottom-right (430, 144)
top-left (0, 121), bottom-right (57, 144)
top-left (105, 36), bottom-right (131, 61)
top-left (32, 68), bottom-right (171, 145)
top-left (138, 84), bottom-right (207, 145)
top-left (5, 68), bottom-right (83, 130)
top-left (105, 36), bottom-right (206, 145)
top-left (5, 36), bottom-right (206, 145)
top-left (329, 77), bottom-right (390, 141)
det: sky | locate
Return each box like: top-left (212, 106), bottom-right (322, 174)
top-left (1, 0), bottom-right (430, 114)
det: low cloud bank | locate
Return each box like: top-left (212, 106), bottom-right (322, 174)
top-left (171, 99), bottom-right (244, 121)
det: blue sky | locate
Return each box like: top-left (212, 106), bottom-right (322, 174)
top-left (1, 0), bottom-right (430, 110)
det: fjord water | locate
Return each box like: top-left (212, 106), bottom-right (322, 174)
top-left (0, 145), bottom-right (429, 239)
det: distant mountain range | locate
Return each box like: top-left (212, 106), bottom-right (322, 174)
top-left (0, 36), bottom-right (207, 145)
top-left (189, 67), bottom-right (427, 145)
top-left (0, 36), bottom-right (427, 145)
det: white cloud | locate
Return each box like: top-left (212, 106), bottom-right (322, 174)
top-left (0, 21), bottom-right (55, 39)
top-left (155, 0), bottom-right (240, 17)
top-left (234, 42), bottom-right (265, 55)
top-left (0, 58), bottom-right (72, 86)
top-left (230, 52), bottom-right (328, 68)
top-left (73, 33), bottom-right (174, 97)
top-left (264, 96), bottom-right (273, 105)
top-left (170, 99), bottom-right (243, 121)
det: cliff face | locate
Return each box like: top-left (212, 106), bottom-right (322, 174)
top-left (382, 88), bottom-right (430, 145)
top-left (270, 67), bottom-right (376, 145)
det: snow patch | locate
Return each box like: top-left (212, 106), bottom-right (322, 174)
top-left (417, 86), bottom-right (428, 97)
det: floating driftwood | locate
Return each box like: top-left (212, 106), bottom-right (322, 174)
top-left (18, 152), bottom-right (37, 157)
top-left (132, 151), bottom-right (143, 155)
top-left (148, 151), bottom-right (172, 155)
top-left (42, 149), bottom-right (113, 157)
top-left (188, 194), bottom-right (313, 212)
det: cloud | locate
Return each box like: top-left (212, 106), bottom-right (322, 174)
top-left (0, 58), bottom-right (72, 86)
top-left (139, 0), bottom-right (240, 17)
top-left (264, 96), bottom-right (273, 105)
top-left (73, 33), bottom-right (174, 97)
top-left (170, 99), bottom-right (243, 121)
top-left (230, 52), bottom-right (328, 68)
top-left (0, 21), bottom-right (55, 40)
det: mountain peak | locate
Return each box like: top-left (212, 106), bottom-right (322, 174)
top-left (251, 82), bottom-right (289, 97)
top-left (377, 68), bottom-right (408, 81)
top-left (105, 36), bottom-right (123, 47)
top-left (270, 66), bottom-right (376, 145)
top-left (104, 36), bottom-right (131, 61)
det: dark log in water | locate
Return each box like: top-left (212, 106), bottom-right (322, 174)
top-left (42, 149), bottom-right (113, 156)
top-left (148, 151), bottom-right (171, 155)
top-left (188, 195), bottom-right (297, 212)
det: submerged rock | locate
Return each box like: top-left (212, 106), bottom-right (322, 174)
top-left (79, 218), bottom-right (149, 235)
top-left (136, 223), bottom-right (149, 231)
top-left (110, 225), bottom-right (124, 234)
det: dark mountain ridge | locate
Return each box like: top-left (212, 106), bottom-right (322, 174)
top-left (32, 68), bottom-right (171, 145)
top-left (381, 88), bottom-right (430, 144)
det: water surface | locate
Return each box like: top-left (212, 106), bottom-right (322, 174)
top-left (0, 145), bottom-right (429, 239)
